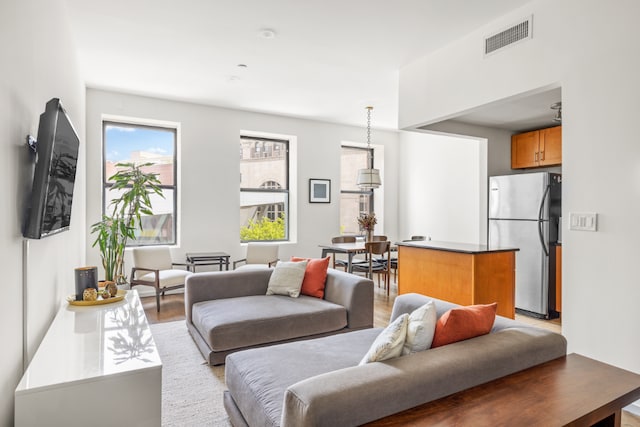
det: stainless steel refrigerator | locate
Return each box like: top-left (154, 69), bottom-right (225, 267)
top-left (488, 172), bottom-right (561, 318)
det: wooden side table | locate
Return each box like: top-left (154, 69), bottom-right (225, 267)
top-left (366, 353), bottom-right (640, 427)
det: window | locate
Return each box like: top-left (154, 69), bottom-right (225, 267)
top-left (103, 121), bottom-right (177, 246)
top-left (239, 136), bottom-right (289, 241)
top-left (340, 146), bottom-right (373, 235)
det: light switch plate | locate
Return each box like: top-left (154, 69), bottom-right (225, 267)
top-left (569, 212), bottom-right (598, 231)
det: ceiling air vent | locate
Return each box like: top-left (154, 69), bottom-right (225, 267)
top-left (484, 16), bottom-right (532, 56)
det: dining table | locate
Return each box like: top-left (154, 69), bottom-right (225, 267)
top-left (319, 242), bottom-right (367, 273)
top-left (319, 241), bottom-right (397, 273)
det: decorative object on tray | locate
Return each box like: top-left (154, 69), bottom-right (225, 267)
top-left (74, 266), bottom-right (98, 301)
top-left (90, 162), bottom-right (164, 286)
top-left (309, 179), bottom-right (331, 203)
top-left (357, 212), bottom-right (377, 241)
top-left (67, 289), bottom-right (127, 306)
top-left (104, 281), bottom-right (118, 296)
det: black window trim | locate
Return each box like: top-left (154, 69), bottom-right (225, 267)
top-left (101, 120), bottom-right (178, 247)
top-left (240, 135), bottom-right (290, 242)
top-left (341, 144), bottom-right (374, 214)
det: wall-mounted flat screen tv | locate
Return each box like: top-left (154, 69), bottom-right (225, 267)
top-left (23, 98), bottom-right (80, 239)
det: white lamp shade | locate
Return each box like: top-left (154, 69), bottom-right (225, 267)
top-left (356, 168), bottom-right (381, 189)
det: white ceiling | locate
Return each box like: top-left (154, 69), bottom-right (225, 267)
top-left (64, 0), bottom-right (533, 130)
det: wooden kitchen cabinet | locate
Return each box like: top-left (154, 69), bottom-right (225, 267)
top-left (511, 125), bottom-right (562, 169)
top-left (540, 125), bottom-right (562, 166)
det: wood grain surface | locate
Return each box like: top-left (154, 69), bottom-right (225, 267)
top-left (365, 354), bottom-right (640, 427)
top-left (398, 246), bottom-right (515, 318)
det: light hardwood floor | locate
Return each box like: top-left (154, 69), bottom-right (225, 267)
top-left (142, 282), bottom-right (639, 426)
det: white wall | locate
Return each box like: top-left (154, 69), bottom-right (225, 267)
top-left (0, 0), bottom-right (85, 425)
top-left (85, 89), bottom-right (399, 274)
top-left (418, 121), bottom-right (514, 177)
top-left (399, 0), bottom-right (640, 374)
top-left (398, 131), bottom-right (486, 244)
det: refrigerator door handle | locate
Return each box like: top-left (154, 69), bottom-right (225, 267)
top-left (538, 184), bottom-right (551, 257)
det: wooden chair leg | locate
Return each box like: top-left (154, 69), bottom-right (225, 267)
top-left (155, 289), bottom-right (161, 312)
top-left (386, 271), bottom-right (390, 296)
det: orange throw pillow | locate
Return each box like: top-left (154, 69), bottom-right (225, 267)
top-left (430, 303), bottom-right (497, 348)
top-left (290, 256), bottom-right (330, 298)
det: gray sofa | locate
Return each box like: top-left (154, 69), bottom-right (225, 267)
top-left (223, 293), bottom-right (567, 427)
top-left (185, 267), bottom-right (374, 365)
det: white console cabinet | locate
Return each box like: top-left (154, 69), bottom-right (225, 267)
top-left (15, 289), bottom-right (162, 426)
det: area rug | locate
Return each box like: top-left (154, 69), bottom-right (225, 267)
top-left (150, 321), bottom-right (232, 427)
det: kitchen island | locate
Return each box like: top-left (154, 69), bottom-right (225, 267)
top-left (397, 241), bottom-right (519, 318)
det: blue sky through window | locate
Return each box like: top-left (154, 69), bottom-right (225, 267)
top-left (105, 124), bottom-right (174, 162)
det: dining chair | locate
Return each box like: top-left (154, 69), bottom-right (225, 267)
top-left (351, 241), bottom-right (391, 295)
top-left (331, 235), bottom-right (357, 270)
top-left (130, 246), bottom-right (193, 312)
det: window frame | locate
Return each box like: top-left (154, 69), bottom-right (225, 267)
top-left (102, 120), bottom-right (178, 247)
top-left (239, 135), bottom-right (290, 242)
top-left (340, 145), bottom-right (374, 234)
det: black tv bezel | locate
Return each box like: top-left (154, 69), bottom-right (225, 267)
top-left (23, 98), bottom-right (80, 239)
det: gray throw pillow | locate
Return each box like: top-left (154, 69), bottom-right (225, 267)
top-left (266, 260), bottom-right (308, 298)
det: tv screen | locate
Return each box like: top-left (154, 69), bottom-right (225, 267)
top-left (23, 98), bottom-right (80, 239)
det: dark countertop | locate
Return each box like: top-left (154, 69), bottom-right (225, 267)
top-left (396, 240), bottom-right (519, 254)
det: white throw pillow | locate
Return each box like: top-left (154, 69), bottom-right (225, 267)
top-left (359, 314), bottom-right (409, 365)
top-left (266, 260), bottom-right (308, 298)
top-left (402, 300), bottom-right (437, 355)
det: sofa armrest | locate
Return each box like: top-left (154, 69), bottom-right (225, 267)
top-left (390, 293), bottom-right (460, 322)
top-left (184, 269), bottom-right (273, 323)
top-left (281, 328), bottom-right (567, 427)
top-left (323, 269), bottom-right (373, 330)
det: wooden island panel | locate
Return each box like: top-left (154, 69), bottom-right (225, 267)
top-left (398, 245), bottom-right (516, 319)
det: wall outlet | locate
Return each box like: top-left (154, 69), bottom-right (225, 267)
top-left (569, 212), bottom-right (597, 231)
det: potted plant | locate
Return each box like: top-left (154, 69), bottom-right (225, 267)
top-left (91, 162), bottom-right (163, 287)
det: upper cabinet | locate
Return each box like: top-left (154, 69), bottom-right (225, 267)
top-left (511, 126), bottom-right (562, 169)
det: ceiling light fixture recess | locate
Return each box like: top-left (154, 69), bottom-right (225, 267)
top-left (356, 106), bottom-right (381, 189)
top-left (258, 29), bottom-right (276, 39)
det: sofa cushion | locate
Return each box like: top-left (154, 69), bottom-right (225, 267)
top-left (266, 261), bottom-right (307, 297)
top-left (360, 314), bottom-right (409, 364)
top-left (290, 256), bottom-right (330, 298)
top-left (402, 300), bottom-right (437, 355)
top-left (431, 302), bottom-right (497, 348)
top-left (192, 295), bottom-right (348, 352)
top-left (225, 328), bottom-right (382, 427)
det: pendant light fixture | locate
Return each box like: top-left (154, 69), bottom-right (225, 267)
top-left (356, 106), bottom-right (381, 189)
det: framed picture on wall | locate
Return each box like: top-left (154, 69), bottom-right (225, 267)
top-left (309, 179), bottom-right (331, 203)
